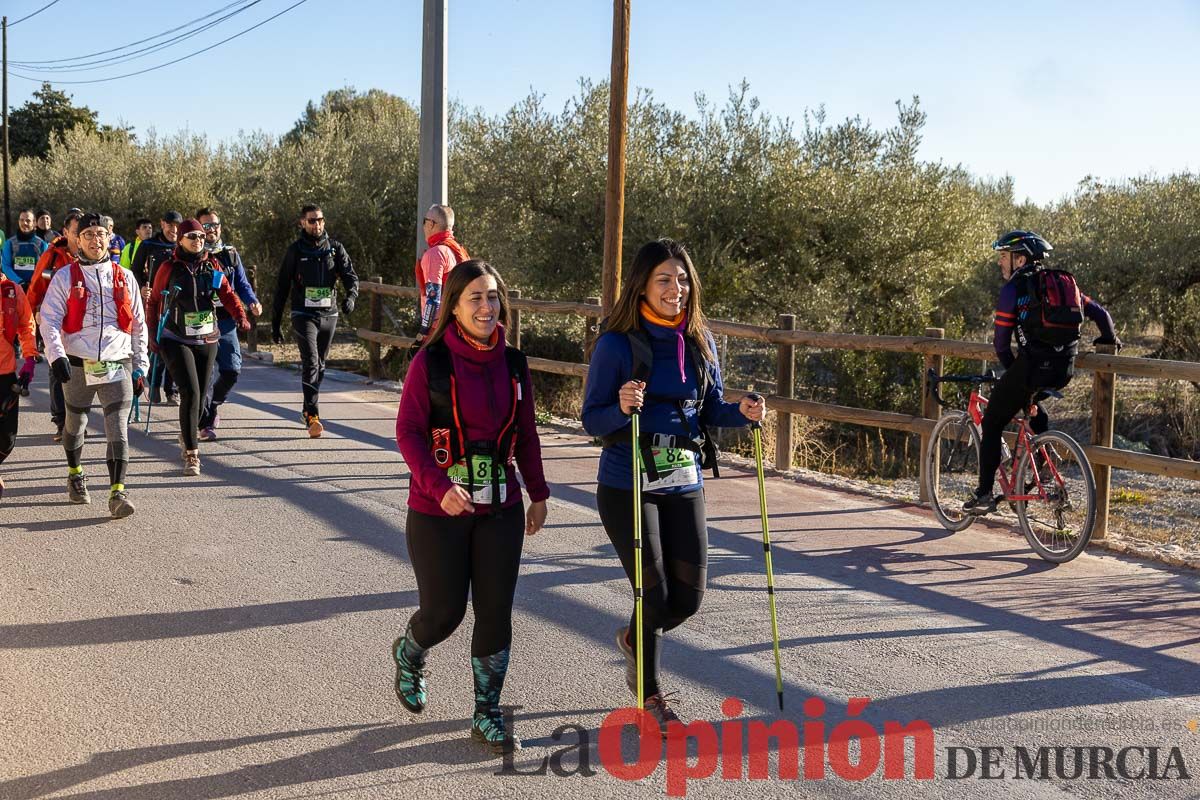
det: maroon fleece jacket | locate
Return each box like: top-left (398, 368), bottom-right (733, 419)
top-left (395, 323), bottom-right (550, 516)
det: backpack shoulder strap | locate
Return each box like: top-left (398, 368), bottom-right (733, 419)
top-left (627, 328), bottom-right (653, 383)
top-left (684, 336), bottom-right (712, 405)
top-left (425, 339), bottom-right (455, 430)
top-left (504, 345), bottom-right (529, 390)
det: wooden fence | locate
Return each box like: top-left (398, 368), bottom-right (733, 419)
top-left (356, 279), bottom-right (1200, 542)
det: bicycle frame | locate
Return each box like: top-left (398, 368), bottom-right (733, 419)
top-left (931, 369), bottom-right (1068, 505)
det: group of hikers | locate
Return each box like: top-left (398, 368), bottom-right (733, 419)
top-left (1, 203), bottom-right (1119, 755)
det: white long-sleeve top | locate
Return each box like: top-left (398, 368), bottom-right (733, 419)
top-left (38, 259), bottom-right (149, 375)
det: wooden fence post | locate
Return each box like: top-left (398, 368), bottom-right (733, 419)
top-left (368, 276), bottom-right (383, 380)
top-left (508, 288), bottom-right (521, 348)
top-left (583, 296), bottom-right (601, 359)
top-left (1090, 343), bottom-right (1117, 542)
top-left (245, 264), bottom-right (259, 353)
top-left (919, 327), bottom-right (945, 503)
top-left (775, 314), bottom-right (796, 471)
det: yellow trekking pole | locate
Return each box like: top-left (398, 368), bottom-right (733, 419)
top-left (631, 408), bottom-right (645, 711)
top-left (751, 414), bottom-right (785, 711)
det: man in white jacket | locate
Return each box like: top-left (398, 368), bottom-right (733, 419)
top-left (38, 213), bottom-right (149, 518)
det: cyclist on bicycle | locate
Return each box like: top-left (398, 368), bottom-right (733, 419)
top-left (963, 230), bottom-right (1120, 515)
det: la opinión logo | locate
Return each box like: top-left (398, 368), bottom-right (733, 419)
top-left (500, 696), bottom-right (935, 796)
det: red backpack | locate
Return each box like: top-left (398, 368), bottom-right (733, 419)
top-left (1017, 268), bottom-right (1085, 347)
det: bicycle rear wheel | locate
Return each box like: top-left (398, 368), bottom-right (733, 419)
top-left (926, 411), bottom-right (981, 532)
top-left (1015, 430), bottom-right (1096, 563)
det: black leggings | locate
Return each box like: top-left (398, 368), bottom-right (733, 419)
top-left (978, 357), bottom-right (1053, 494)
top-left (292, 314), bottom-right (337, 418)
top-left (160, 340), bottom-right (217, 450)
top-left (597, 484), bottom-right (708, 697)
top-left (0, 374), bottom-right (18, 465)
top-left (404, 502), bottom-right (526, 657)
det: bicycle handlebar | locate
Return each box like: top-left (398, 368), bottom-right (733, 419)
top-left (926, 369), bottom-right (996, 408)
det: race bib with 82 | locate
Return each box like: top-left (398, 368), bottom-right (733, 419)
top-left (641, 447), bottom-right (700, 492)
top-left (447, 455), bottom-right (508, 504)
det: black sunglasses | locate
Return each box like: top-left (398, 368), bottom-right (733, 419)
top-left (304, 217), bottom-right (325, 223)
top-left (202, 222), bottom-right (221, 230)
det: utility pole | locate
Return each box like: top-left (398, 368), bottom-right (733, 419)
top-left (601, 0), bottom-right (630, 317)
top-left (416, 0), bottom-right (448, 265)
top-left (3, 16), bottom-right (11, 237)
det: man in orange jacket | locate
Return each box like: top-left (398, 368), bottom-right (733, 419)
top-left (26, 210), bottom-right (82, 440)
top-left (0, 276), bottom-right (38, 500)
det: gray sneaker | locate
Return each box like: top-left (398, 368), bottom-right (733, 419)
top-left (166, 392), bottom-right (181, 407)
top-left (108, 490), bottom-right (135, 519)
top-left (67, 473), bottom-right (91, 504)
top-left (183, 450), bottom-right (201, 477)
top-left (645, 692), bottom-right (684, 738)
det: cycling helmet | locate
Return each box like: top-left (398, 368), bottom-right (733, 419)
top-left (992, 230), bottom-right (1052, 262)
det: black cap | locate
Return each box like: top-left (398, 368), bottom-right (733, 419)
top-left (78, 212), bottom-right (104, 232)
top-left (162, 210), bottom-right (184, 223)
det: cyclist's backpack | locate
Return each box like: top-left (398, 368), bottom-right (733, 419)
top-left (1016, 267), bottom-right (1085, 348)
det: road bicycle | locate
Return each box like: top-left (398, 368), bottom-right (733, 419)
top-left (924, 370), bottom-right (1097, 563)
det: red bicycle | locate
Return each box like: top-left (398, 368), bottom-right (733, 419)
top-left (924, 370), bottom-right (1097, 563)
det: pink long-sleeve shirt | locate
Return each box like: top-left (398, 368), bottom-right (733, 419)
top-left (395, 323), bottom-right (550, 516)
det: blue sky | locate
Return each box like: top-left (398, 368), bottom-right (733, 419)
top-left (5, 0), bottom-right (1199, 205)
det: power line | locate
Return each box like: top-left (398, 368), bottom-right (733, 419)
top-left (12, 0), bottom-right (267, 73)
top-left (9, 0), bottom-right (64, 27)
top-left (10, 0), bottom-right (309, 86)
top-left (10, 0), bottom-right (256, 66)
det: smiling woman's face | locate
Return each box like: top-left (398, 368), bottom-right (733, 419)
top-left (453, 274), bottom-right (501, 342)
top-left (643, 258), bottom-right (689, 318)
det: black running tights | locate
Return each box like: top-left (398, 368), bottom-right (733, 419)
top-left (404, 502), bottom-right (526, 657)
top-left (597, 484), bottom-right (708, 697)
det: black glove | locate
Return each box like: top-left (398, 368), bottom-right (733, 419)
top-left (408, 337), bottom-right (424, 356)
top-left (51, 357), bottom-right (72, 384)
top-left (272, 326), bottom-right (284, 345)
top-left (1093, 336), bottom-right (1123, 353)
top-left (340, 296), bottom-right (355, 315)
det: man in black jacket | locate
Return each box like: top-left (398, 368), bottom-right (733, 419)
top-left (132, 211), bottom-right (182, 403)
top-left (271, 204), bottom-right (358, 438)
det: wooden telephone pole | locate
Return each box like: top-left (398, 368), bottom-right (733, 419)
top-left (600, 0), bottom-right (630, 317)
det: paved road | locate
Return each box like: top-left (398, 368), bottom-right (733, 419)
top-left (2, 360), bottom-right (1199, 799)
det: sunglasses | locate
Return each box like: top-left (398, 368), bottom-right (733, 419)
top-left (304, 217), bottom-right (325, 224)
top-left (423, 218), bottom-right (436, 225)
top-left (182, 232), bottom-right (206, 241)
top-left (202, 222), bottom-right (221, 230)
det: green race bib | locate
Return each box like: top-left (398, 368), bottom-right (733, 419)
top-left (641, 447), bottom-right (700, 492)
top-left (83, 359), bottom-right (125, 386)
top-left (447, 455), bottom-right (507, 504)
top-left (184, 310), bottom-right (215, 337)
top-left (305, 287), bottom-right (333, 308)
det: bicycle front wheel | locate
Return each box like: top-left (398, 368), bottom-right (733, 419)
top-left (926, 411), bottom-right (981, 532)
top-left (1015, 430), bottom-right (1096, 563)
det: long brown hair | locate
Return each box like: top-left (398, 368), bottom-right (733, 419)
top-left (423, 259), bottom-right (512, 347)
top-left (588, 238), bottom-right (716, 362)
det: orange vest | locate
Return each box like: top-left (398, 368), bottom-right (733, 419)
top-left (1, 279), bottom-right (17, 342)
top-left (62, 262), bottom-right (134, 334)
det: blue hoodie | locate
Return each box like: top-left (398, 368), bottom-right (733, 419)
top-left (583, 322), bottom-right (748, 492)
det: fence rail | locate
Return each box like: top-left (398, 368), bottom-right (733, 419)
top-left (357, 279), bottom-right (1200, 541)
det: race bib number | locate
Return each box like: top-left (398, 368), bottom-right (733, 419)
top-left (83, 359), bottom-right (125, 386)
top-left (641, 447), bottom-right (700, 492)
top-left (184, 310), bottom-right (215, 337)
top-left (14, 256), bottom-right (35, 267)
top-left (447, 455), bottom-right (507, 504)
top-left (305, 287), bottom-right (333, 308)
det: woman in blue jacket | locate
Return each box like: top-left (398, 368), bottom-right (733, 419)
top-left (583, 238), bottom-right (765, 733)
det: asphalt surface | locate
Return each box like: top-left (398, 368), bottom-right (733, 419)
top-left (2, 360), bottom-right (1199, 799)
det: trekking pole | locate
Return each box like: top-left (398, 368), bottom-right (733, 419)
top-left (144, 289), bottom-right (172, 434)
top-left (631, 407), bottom-right (645, 711)
top-left (751, 410), bottom-right (785, 711)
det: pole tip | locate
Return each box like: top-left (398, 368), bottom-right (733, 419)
top-left (777, 692), bottom-right (784, 711)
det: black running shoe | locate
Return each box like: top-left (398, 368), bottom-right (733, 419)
top-left (962, 488), bottom-right (999, 516)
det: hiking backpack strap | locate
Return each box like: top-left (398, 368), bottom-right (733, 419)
top-left (424, 340), bottom-right (461, 470)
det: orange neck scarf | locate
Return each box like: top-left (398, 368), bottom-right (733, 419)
top-left (455, 319), bottom-right (499, 350)
top-left (639, 300), bottom-right (685, 329)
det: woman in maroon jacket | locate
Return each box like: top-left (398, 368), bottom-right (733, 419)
top-left (393, 259), bottom-right (549, 755)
